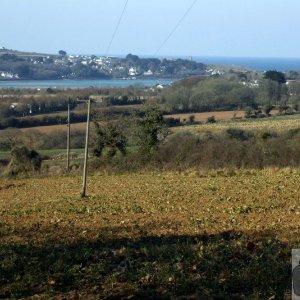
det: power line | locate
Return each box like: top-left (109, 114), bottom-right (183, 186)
top-left (105, 0), bottom-right (129, 56)
top-left (154, 0), bottom-right (198, 56)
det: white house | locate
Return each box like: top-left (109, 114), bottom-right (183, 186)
top-left (128, 67), bottom-right (138, 76)
top-left (144, 70), bottom-right (153, 76)
top-left (0, 71), bottom-right (19, 79)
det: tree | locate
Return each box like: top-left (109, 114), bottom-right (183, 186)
top-left (264, 70), bottom-right (286, 84)
top-left (93, 122), bottom-right (127, 159)
top-left (126, 53), bottom-right (140, 62)
top-left (137, 106), bottom-right (165, 156)
top-left (13, 63), bottom-right (30, 77)
top-left (258, 78), bottom-right (288, 106)
top-left (58, 50), bottom-right (67, 56)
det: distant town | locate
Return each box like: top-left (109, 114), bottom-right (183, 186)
top-left (0, 47), bottom-right (218, 81)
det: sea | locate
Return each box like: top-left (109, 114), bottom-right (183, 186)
top-left (193, 56), bottom-right (300, 72)
top-left (1, 57), bottom-right (300, 88)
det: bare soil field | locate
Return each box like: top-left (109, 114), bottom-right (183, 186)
top-left (20, 122), bottom-right (86, 133)
top-left (0, 169), bottom-right (296, 299)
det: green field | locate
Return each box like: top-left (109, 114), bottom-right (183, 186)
top-left (0, 148), bottom-right (85, 160)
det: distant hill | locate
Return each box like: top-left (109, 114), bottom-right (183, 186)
top-left (0, 48), bottom-right (51, 57)
top-left (0, 49), bottom-right (207, 81)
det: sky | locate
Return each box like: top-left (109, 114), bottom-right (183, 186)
top-left (1, 0), bottom-right (299, 58)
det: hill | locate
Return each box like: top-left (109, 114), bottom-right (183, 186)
top-left (0, 49), bottom-right (207, 81)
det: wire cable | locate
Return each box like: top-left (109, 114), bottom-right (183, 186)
top-left (105, 0), bottom-right (129, 56)
top-left (154, 0), bottom-right (198, 56)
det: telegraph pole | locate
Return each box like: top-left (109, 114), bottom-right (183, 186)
top-left (81, 98), bottom-right (92, 198)
top-left (67, 102), bottom-right (71, 172)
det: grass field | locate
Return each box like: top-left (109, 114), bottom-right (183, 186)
top-left (0, 149), bottom-right (85, 160)
top-left (0, 169), bottom-right (297, 299)
top-left (166, 110), bottom-right (245, 122)
top-left (174, 113), bottom-right (300, 135)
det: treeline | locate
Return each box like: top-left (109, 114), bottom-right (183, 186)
top-left (0, 85), bottom-right (148, 123)
top-left (0, 112), bottom-right (87, 130)
top-left (160, 73), bottom-right (300, 114)
top-left (161, 77), bottom-right (256, 112)
top-left (0, 106), bottom-right (144, 130)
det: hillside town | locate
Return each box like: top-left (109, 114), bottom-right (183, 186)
top-left (0, 48), bottom-right (208, 80)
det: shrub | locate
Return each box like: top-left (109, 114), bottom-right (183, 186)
top-left (262, 104), bottom-right (273, 115)
top-left (164, 117), bottom-right (181, 127)
top-left (188, 115), bottom-right (195, 124)
top-left (226, 128), bottom-right (254, 141)
top-left (93, 122), bottom-right (127, 159)
top-left (5, 146), bottom-right (43, 176)
top-left (206, 116), bottom-right (216, 123)
top-left (259, 131), bottom-right (278, 140)
top-left (137, 106), bottom-right (165, 158)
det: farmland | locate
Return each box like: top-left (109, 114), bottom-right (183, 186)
top-left (0, 169), bottom-right (297, 298)
top-left (15, 110), bottom-right (245, 134)
top-left (18, 110), bottom-right (243, 134)
top-left (2, 76), bottom-right (300, 299)
top-left (3, 109), bottom-right (297, 136)
top-left (175, 113), bottom-right (300, 134)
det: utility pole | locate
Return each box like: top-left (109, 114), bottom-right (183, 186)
top-left (67, 102), bottom-right (70, 172)
top-left (81, 98), bottom-right (92, 198)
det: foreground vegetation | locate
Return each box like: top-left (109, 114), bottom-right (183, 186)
top-left (0, 169), bottom-right (296, 299)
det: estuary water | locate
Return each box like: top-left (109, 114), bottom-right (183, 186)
top-left (1, 57), bottom-right (300, 89)
top-left (0, 78), bottom-right (173, 89)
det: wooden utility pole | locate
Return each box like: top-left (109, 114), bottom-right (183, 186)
top-left (81, 98), bottom-right (92, 198)
top-left (67, 102), bottom-right (71, 172)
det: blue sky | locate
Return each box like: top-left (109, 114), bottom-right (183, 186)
top-left (1, 0), bottom-right (299, 58)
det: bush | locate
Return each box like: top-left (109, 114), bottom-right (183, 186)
top-left (155, 131), bottom-right (300, 170)
top-left (137, 106), bottom-right (165, 158)
top-left (188, 115), bottom-right (195, 124)
top-left (164, 117), bottom-right (181, 127)
top-left (262, 104), bottom-right (273, 115)
top-left (5, 146), bottom-right (43, 176)
top-left (226, 128), bottom-right (254, 141)
top-left (259, 131), bottom-right (278, 140)
top-left (93, 122), bottom-right (127, 159)
top-left (206, 116), bottom-right (216, 123)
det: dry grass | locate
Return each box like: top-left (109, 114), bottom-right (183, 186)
top-left (174, 113), bottom-right (300, 134)
top-left (165, 110), bottom-right (245, 122)
top-left (0, 168), bottom-right (296, 298)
